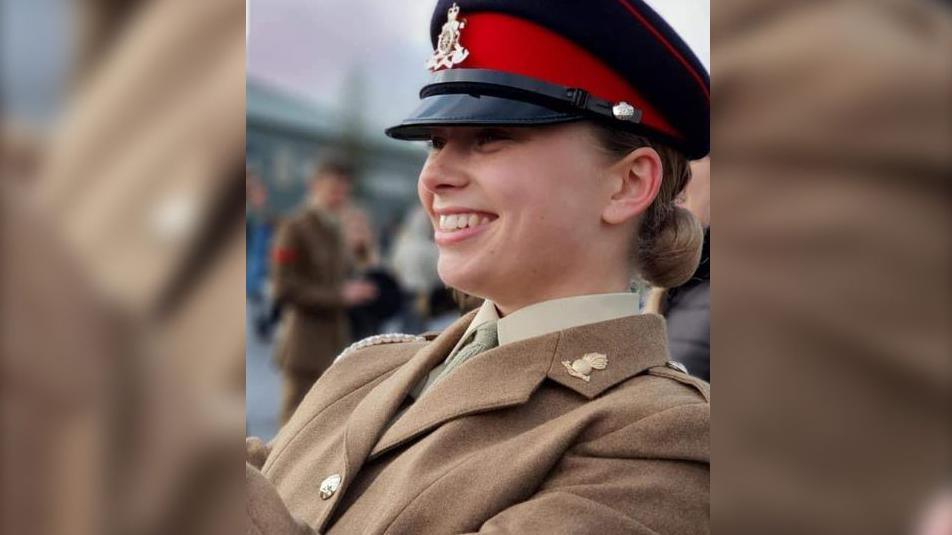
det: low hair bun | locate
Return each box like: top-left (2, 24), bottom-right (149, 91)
top-left (637, 206), bottom-right (704, 289)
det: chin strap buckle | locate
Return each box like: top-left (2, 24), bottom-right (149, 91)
top-left (566, 88), bottom-right (590, 109)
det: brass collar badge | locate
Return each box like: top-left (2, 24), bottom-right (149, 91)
top-left (562, 353), bottom-right (608, 382)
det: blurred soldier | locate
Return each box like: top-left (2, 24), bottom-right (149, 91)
top-left (271, 160), bottom-right (377, 424)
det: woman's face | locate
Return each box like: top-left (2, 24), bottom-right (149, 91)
top-left (418, 123), bottom-right (623, 311)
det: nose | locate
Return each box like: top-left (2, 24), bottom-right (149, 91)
top-left (419, 148), bottom-right (469, 195)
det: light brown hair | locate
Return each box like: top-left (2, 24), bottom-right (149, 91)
top-left (591, 125), bottom-right (704, 295)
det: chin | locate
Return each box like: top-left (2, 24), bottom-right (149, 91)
top-left (437, 256), bottom-right (488, 299)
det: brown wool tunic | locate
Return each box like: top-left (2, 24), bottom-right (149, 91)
top-left (247, 296), bottom-right (710, 534)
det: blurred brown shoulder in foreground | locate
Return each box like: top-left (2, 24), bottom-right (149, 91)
top-left (714, 0), bottom-right (951, 534)
top-left (1, 0), bottom-right (245, 534)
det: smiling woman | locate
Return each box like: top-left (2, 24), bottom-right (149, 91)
top-left (246, 1), bottom-right (710, 534)
top-left (418, 123), bottom-right (702, 314)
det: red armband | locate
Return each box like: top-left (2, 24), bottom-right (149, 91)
top-left (273, 247), bottom-right (298, 264)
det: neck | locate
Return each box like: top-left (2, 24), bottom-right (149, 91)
top-left (492, 273), bottom-right (630, 317)
top-left (493, 239), bottom-right (631, 316)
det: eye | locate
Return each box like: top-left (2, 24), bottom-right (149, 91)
top-left (475, 128), bottom-right (511, 147)
top-left (426, 135), bottom-right (446, 151)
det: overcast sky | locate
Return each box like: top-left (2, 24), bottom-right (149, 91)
top-left (1, 0), bottom-right (71, 126)
top-left (247, 0), bottom-right (710, 132)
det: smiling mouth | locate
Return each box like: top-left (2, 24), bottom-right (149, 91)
top-left (432, 211), bottom-right (498, 246)
top-left (437, 212), bottom-right (495, 232)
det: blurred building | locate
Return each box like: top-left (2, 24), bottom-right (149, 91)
top-left (246, 77), bottom-right (426, 243)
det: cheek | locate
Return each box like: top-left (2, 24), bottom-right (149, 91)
top-left (495, 187), bottom-right (583, 259)
top-left (417, 177), bottom-right (432, 208)
top-left (504, 164), bottom-right (599, 239)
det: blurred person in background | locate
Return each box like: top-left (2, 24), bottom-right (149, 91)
top-left (271, 160), bottom-right (378, 424)
top-left (246, 1), bottom-right (710, 533)
top-left (342, 205), bottom-right (404, 340)
top-left (246, 168), bottom-right (271, 303)
top-left (649, 156), bottom-right (710, 381)
top-left (247, 168), bottom-right (284, 340)
top-left (341, 207), bottom-right (380, 272)
top-left (390, 207), bottom-right (442, 332)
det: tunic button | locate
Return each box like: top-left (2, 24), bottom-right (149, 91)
top-left (319, 474), bottom-right (342, 500)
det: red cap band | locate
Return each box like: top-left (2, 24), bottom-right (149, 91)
top-left (456, 12), bottom-right (679, 137)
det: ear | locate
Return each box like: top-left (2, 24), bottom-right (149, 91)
top-left (601, 147), bottom-right (663, 225)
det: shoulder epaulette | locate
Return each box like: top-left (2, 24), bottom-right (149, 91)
top-left (418, 331), bottom-right (442, 341)
top-left (336, 333), bottom-right (427, 361)
top-left (647, 361), bottom-right (710, 402)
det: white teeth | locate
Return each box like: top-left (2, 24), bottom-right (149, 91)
top-left (438, 212), bottom-right (494, 231)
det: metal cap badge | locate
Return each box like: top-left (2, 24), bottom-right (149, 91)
top-left (426, 3), bottom-right (469, 71)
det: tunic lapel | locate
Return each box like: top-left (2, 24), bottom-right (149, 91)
top-left (369, 313), bottom-right (671, 459)
top-left (369, 331), bottom-right (561, 459)
top-left (318, 310), bottom-right (476, 530)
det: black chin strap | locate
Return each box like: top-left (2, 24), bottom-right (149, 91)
top-left (422, 68), bottom-right (643, 125)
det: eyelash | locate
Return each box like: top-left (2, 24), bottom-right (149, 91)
top-left (476, 129), bottom-right (510, 146)
top-left (426, 129), bottom-right (511, 151)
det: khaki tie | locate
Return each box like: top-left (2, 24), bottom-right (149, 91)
top-left (420, 321), bottom-right (498, 395)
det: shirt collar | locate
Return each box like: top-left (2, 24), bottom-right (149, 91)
top-left (457, 293), bottom-right (640, 349)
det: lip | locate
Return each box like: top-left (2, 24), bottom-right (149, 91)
top-left (430, 207), bottom-right (498, 246)
top-left (434, 220), bottom-right (494, 246)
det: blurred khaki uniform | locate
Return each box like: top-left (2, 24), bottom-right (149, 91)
top-left (246, 295), bottom-right (710, 534)
top-left (714, 1), bottom-right (952, 534)
top-left (272, 206), bottom-right (351, 423)
top-left (1, 1), bottom-right (246, 534)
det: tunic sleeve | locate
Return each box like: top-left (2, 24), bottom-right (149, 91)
top-left (463, 402), bottom-right (710, 534)
top-left (246, 463), bottom-right (318, 535)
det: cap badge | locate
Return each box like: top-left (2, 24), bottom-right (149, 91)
top-left (426, 3), bottom-right (470, 71)
top-left (562, 352), bottom-right (609, 382)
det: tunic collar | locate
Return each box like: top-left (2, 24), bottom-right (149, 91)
top-left (454, 293), bottom-right (639, 353)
